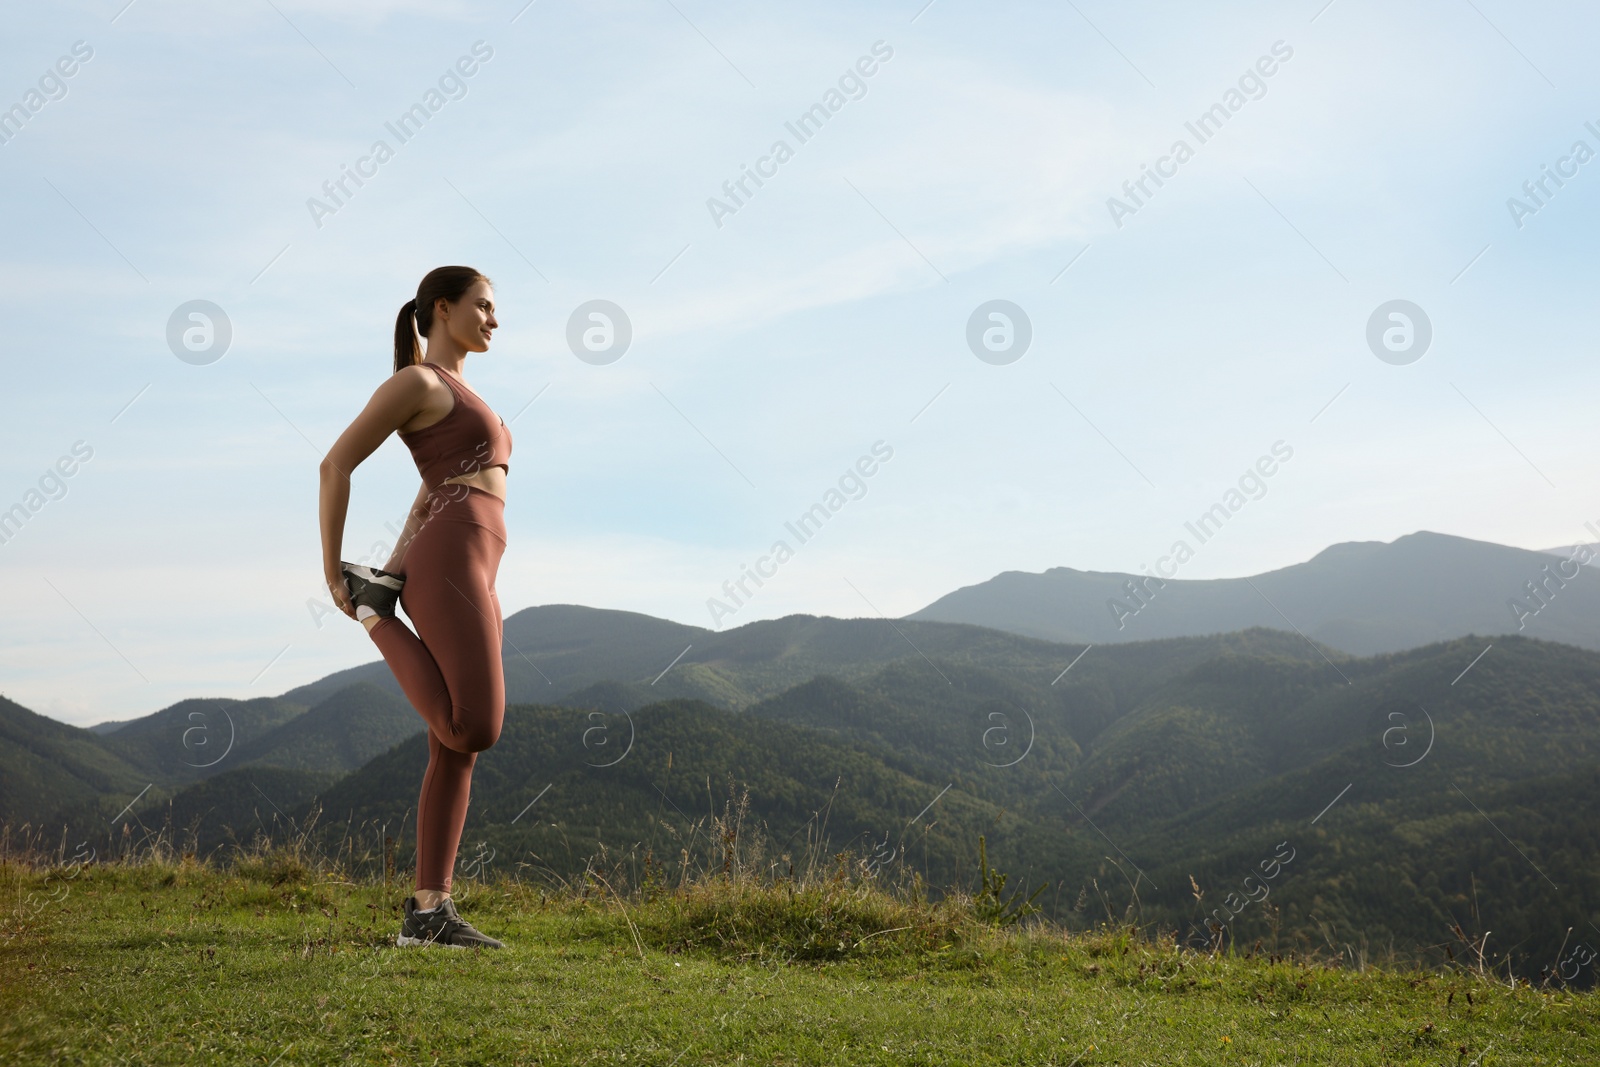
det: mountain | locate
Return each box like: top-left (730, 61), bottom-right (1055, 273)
top-left (0, 685), bottom-right (416, 831)
top-left (171, 626), bottom-right (1331, 880)
top-left (300, 696), bottom-right (1016, 891)
top-left (908, 530), bottom-right (1600, 655)
top-left (93, 526), bottom-right (1583, 745)
top-left (231, 682), bottom-right (420, 774)
top-left (274, 605), bottom-right (1135, 717)
top-left (0, 695), bottom-right (149, 829)
top-left (9, 585), bottom-right (1600, 977)
top-left (242, 627), bottom-right (1594, 975)
top-left (1540, 541), bottom-right (1600, 565)
top-left (0, 611), bottom-right (1279, 831)
top-left (271, 604), bottom-right (706, 710)
top-left (90, 695), bottom-right (309, 784)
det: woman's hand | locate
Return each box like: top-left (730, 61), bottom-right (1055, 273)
top-left (325, 567), bottom-right (357, 620)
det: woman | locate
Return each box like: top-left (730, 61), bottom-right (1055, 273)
top-left (318, 265), bottom-right (513, 949)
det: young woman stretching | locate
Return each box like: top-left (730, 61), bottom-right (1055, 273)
top-left (318, 265), bottom-right (512, 949)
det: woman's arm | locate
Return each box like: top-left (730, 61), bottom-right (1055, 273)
top-left (319, 367), bottom-right (433, 618)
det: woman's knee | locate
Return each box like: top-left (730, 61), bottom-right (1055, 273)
top-left (465, 731), bottom-right (499, 754)
top-left (448, 718), bottom-right (501, 753)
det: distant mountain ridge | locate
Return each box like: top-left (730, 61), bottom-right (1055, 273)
top-left (908, 530), bottom-right (1600, 654)
top-left (4, 608), bottom-right (1224, 830)
top-left (49, 529), bottom-right (1600, 738)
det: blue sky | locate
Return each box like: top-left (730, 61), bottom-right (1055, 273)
top-left (3, 0), bottom-right (1597, 726)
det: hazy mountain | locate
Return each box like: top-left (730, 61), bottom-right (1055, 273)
top-left (275, 604), bottom-right (1133, 717)
top-left (272, 604), bottom-right (706, 709)
top-left (91, 695), bottom-right (309, 784)
top-left (1539, 541), bottom-right (1600, 565)
top-left (46, 528), bottom-right (1600, 752)
top-left (0, 685), bottom-right (409, 830)
top-left (908, 530), bottom-right (1600, 655)
top-left (0, 694), bottom-right (148, 828)
top-left (232, 682), bottom-right (420, 774)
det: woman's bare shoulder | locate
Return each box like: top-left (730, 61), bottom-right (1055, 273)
top-left (384, 364), bottom-right (449, 401)
top-left (391, 363), bottom-right (440, 386)
top-left (385, 363), bottom-right (454, 431)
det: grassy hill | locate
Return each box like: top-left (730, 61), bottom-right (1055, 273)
top-left (0, 851), bottom-right (1593, 1066)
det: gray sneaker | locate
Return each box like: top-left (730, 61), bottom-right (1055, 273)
top-left (398, 896), bottom-right (504, 949)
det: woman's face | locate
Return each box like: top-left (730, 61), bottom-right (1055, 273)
top-left (435, 279), bottom-right (497, 352)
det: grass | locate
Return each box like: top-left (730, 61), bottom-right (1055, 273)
top-left (0, 826), bottom-right (1595, 1065)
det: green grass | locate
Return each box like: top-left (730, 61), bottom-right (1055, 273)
top-left (1, 849), bottom-right (1594, 1066)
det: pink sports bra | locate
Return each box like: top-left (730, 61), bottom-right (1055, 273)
top-left (396, 362), bottom-right (512, 491)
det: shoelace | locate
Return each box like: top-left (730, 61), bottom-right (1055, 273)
top-left (424, 912), bottom-right (477, 940)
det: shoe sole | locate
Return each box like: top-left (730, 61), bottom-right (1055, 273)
top-left (343, 563), bottom-right (404, 622)
top-left (397, 934), bottom-right (502, 949)
top-left (396, 934), bottom-right (468, 948)
top-left (346, 564), bottom-right (404, 590)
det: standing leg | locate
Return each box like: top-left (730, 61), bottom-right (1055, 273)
top-left (365, 487), bottom-right (507, 895)
top-left (415, 731), bottom-right (477, 893)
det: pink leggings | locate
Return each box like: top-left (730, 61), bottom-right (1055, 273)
top-left (367, 483), bottom-right (506, 893)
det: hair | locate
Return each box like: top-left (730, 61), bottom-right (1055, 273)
top-left (393, 265), bottom-right (492, 374)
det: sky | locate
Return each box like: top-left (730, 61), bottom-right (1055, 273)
top-left (3, 0), bottom-right (1598, 727)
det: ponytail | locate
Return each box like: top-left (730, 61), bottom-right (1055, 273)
top-left (392, 266), bottom-right (492, 376)
top-left (393, 298), bottom-right (421, 374)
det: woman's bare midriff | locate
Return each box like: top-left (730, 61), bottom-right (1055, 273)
top-left (440, 467), bottom-right (507, 501)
